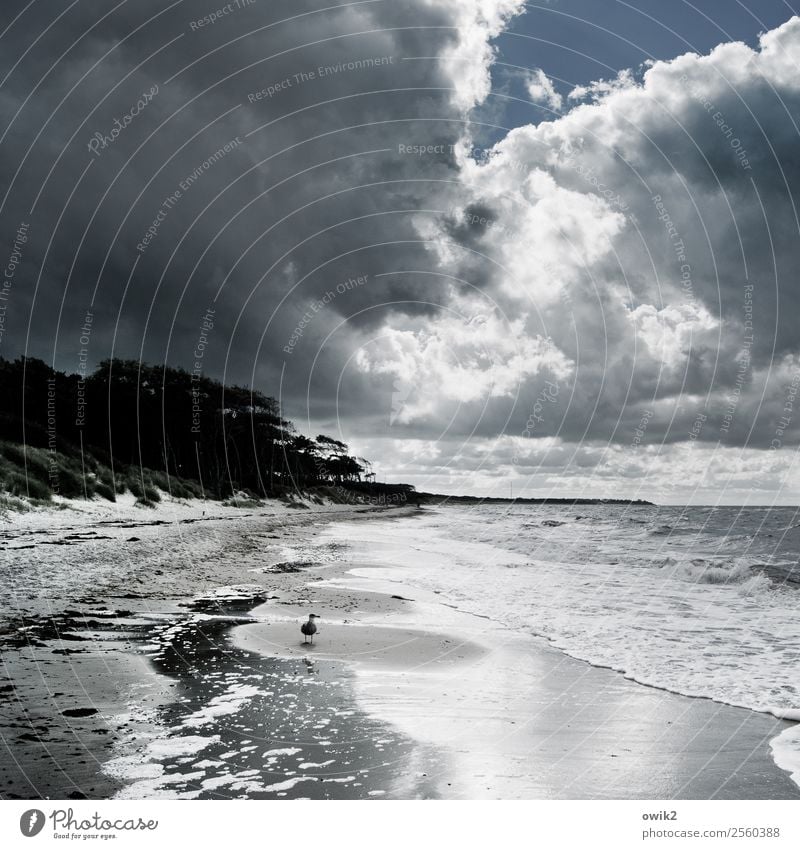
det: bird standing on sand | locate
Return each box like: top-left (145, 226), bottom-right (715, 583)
top-left (301, 614), bottom-right (319, 644)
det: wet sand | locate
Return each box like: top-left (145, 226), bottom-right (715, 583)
top-left (105, 615), bottom-right (442, 799)
top-left (237, 590), bottom-right (800, 800)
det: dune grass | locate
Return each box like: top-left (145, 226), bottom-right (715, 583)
top-left (0, 441), bottom-right (208, 506)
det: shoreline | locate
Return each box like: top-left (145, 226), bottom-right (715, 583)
top-left (2, 498), bottom-right (798, 799)
top-left (284, 512), bottom-right (800, 799)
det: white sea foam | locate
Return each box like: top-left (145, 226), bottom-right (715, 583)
top-left (146, 736), bottom-right (217, 759)
top-left (181, 683), bottom-right (262, 728)
top-left (771, 726), bottom-right (800, 784)
top-left (262, 747), bottom-right (302, 758)
top-left (105, 734), bottom-right (220, 799)
top-left (262, 777), bottom-right (311, 792)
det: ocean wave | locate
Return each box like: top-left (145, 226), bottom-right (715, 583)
top-left (654, 555), bottom-right (800, 595)
top-left (658, 556), bottom-right (758, 586)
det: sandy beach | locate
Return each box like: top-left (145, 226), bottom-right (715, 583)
top-left (1, 498), bottom-right (798, 800)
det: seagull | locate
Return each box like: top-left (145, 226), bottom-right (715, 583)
top-left (301, 614), bottom-right (320, 644)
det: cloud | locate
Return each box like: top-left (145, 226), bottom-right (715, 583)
top-left (568, 68), bottom-right (637, 103)
top-left (526, 68), bottom-right (562, 112)
top-left (438, 0), bottom-right (528, 112)
top-left (354, 306), bottom-right (572, 423)
top-left (416, 15), bottom-right (800, 460)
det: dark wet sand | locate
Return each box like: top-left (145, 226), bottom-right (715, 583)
top-left (107, 616), bottom-right (443, 799)
top-left (0, 615), bottom-right (172, 799)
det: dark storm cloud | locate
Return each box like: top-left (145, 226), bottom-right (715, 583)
top-left (0, 0), bottom-right (508, 416)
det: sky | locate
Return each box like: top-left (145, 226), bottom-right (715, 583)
top-left (1, 0), bottom-right (800, 504)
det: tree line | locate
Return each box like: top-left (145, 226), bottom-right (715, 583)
top-left (0, 356), bottom-right (403, 502)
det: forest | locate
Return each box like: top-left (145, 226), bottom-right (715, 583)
top-left (0, 356), bottom-right (412, 504)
